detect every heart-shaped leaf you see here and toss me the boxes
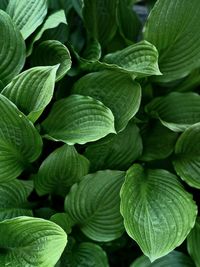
[187,217,200,267]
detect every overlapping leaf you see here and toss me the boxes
[187,217,200,267]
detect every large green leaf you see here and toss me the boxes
[173,123,200,189]
[42,94,116,145]
[31,40,72,81]
[0,95,42,183]
[103,41,161,77]
[2,65,58,123]
[34,144,89,196]
[0,216,67,267]
[145,92,200,132]
[72,70,141,131]
[65,170,125,241]
[6,0,48,39]
[0,180,32,221]
[120,164,197,261]
[187,217,200,267]
[85,122,143,171]
[0,10,25,86]
[131,251,194,267]
[82,0,118,46]
[144,0,200,82]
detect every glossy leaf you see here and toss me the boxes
[73,70,141,131]
[173,123,200,189]
[187,217,200,267]
[144,0,200,82]
[0,216,67,267]
[120,164,197,261]
[65,170,125,241]
[42,94,116,145]
[0,10,25,85]
[34,144,89,196]
[2,65,58,123]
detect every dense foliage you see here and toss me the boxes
[0,0,200,266]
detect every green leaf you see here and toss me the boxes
[65,170,125,241]
[82,0,118,46]
[31,40,72,81]
[72,0,83,17]
[85,122,143,171]
[72,70,141,131]
[27,10,67,56]
[103,40,161,77]
[42,94,116,145]
[173,123,200,189]
[140,121,178,161]
[187,217,200,267]
[6,0,48,39]
[0,0,9,10]
[120,164,197,262]
[0,180,32,221]
[0,10,25,86]
[131,251,194,267]
[0,95,42,183]
[34,144,89,196]
[50,213,73,234]
[145,92,200,132]
[0,216,67,267]
[143,0,200,82]
[2,65,58,123]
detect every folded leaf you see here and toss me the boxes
[6,0,48,39]
[0,10,25,85]
[145,92,200,132]
[65,170,125,241]
[144,0,200,82]
[2,65,58,123]
[173,123,200,189]
[73,70,141,131]
[34,144,89,196]
[0,216,67,267]
[120,164,197,261]
[42,94,116,145]
[187,217,200,267]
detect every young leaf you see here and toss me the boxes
[120,164,197,262]
[0,180,32,221]
[0,10,25,86]
[173,123,200,189]
[144,0,200,82]
[34,144,89,196]
[42,94,116,145]
[0,95,42,183]
[72,70,141,132]
[31,40,72,81]
[0,216,67,267]
[145,92,200,132]
[6,0,48,39]
[65,170,125,241]
[187,217,200,267]
[2,65,58,123]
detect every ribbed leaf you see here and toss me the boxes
[65,170,125,241]
[31,40,72,81]
[145,92,200,132]
[131,251,194,267]
[0,95,42,182]
[2,65,58,123]
[103,41,161,77]
[0,216,67,267]
[27,10,67,56]
[144,0,200,82]
[0,10,25,86]
[187,217,200,267]
[6,0,48,39]
[0,180,32,221]
[173,123,200,189]
[85,122,143,171]
[120,164,197,261]
[0,0,9,10]
[73,70,141,131]
[42,94,116,145]
[34,144,89,196]
[50,213,73,234]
